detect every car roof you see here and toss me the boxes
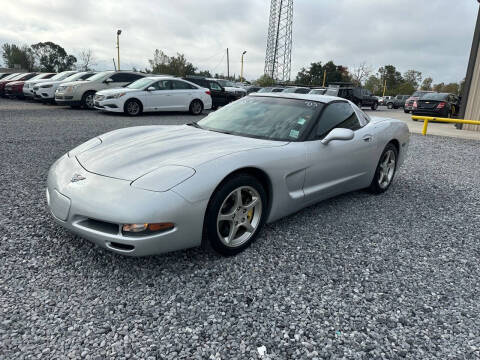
[252,92,343,103]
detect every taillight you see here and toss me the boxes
[437,102,446,109]
[205,90,211,95]
[413,101,417,108]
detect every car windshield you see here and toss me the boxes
[197,96,323,141]
[49,72,72,81]
[412,91,429,98]
[325,88,339,96]
[216,79,235,87]
[87,71,113,81]
[63,72,88,82]
[258,87,272,93]
[420,93,448,101]
[126,78,155,89]
[29,73,49,81]
[282,88,299,93]
[310,89,325,95]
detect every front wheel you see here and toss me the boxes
[204,174,267,256]
[124,99,142,116]
[368,143,398,194]
[189,99,203,115]
[81,91,96,109]
[371,102,378,110]
[387,103,393,109]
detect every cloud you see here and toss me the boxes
[0,0,477,83]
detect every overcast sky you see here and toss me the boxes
[1,0,478,83]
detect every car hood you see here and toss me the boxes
[61,80,90,87]
[6,81,24,86]
[76,125,287,181]
[96,88,138,96]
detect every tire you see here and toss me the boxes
[124,99,142,116]
[189,99,203,115]
[204,174,267,256]
[81,91,96,109]
[404,109,409,113]
[368,143,398,194]
[371,102,378,110]
[356,100,362,108]
[387,103,393,109]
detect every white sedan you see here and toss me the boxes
[94,76,212,116]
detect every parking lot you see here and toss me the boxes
[1,98,480,359]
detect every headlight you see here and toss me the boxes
[41,84,53,88]
[106,92,126,99]
[131,165,195,192]
[68,137,102,157]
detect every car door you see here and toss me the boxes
[169,80,195,110]
[143,80,172,111]
[209,81,227,106]
[303,101,377,204]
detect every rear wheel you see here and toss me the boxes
[81,91,96,109]
[371,101,378,110]
[404,109,409,113]
[204,174,267,256]
[387,103,393,109]
[189,99,203,115]
[368,143,398,194]
[124,99,142,116]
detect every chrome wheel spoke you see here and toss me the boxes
[226,224,239,244]
[243,196,259,210]
[218,213,234,222]
[243,221,255,233]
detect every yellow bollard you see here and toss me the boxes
[422,118,429,136]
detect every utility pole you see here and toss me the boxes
[116,29,122,71]
[382,79,387,97]
[322,70,326,87]
[226,48,230,79]
[240,51,247,82]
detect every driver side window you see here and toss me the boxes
[315,102,362,139]
[210,82,222,91]
[151,80,171,90]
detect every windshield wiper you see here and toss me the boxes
[186,122,203,129]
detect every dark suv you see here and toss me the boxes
[184,76,237,109]
[386,95,410,109]
[325,84,379,110]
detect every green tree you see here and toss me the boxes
[395,82,415,95]
[148,49,197,76]
[31,42,77,72]
[364,75,383,95]
[420,77,433,91]
[403,69,422,88]
[1,43,35,71]
[295,60,350,86]
[378,65,403,95]
[255,74,275,86]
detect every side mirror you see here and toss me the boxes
[321,128,354,145]
[104,78,113,83]
[146,86,155,91]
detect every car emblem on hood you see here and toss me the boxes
[71,174,86,183]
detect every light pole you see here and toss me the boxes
[240,51,247,82]
[116,29,122,71]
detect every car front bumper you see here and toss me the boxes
[46,154,206,256]
[34,86,56,100]
[94,97,123,112]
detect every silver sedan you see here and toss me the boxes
[46,93,409,256]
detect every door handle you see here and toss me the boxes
[362,135,373,142]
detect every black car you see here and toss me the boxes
[184,76,237,109]
[412,92,460,118]
[245,86,262,94]
[325,85,379,110]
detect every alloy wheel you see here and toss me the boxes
[127,101,140,115]
[191,101,202,114]
[85,94,94,109]
[378,149,396,189]
[216,186,262,248]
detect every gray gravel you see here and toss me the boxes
[1,98,479,359]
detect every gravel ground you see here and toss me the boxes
[1,99,479,359]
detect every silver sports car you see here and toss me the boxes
[47,93,409,256]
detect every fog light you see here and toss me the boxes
[122,223,174,235]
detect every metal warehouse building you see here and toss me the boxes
[461,6,480,131]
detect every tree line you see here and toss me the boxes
[257,61,464,96]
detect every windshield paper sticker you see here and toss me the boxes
[297,118,306,125]
[289,129,300,139]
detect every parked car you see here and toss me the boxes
[404,90,434,113]
[411,92,460,119]
[245,86,262,94]
[184,76,237,109]
[378,96,393,106]
[0,73,16,80]
[282,87,311,94]
[18,73,56,99]
[257,87,285,93]
[309,88,326,95]
[46,92,409,256]
[55,71,145,109]
[0,72,37,97]
[23,71,78,99]
[5,72,54,98]
[325,85,379,110]
[386,95,409,109]
[94,76,212,116]
[214,79,247,98]
[33,71,95,103]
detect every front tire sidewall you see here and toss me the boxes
[204,175,267,256]
[82,91,96,110]
[124,99,142,116]
[387,103,393,109]
[371,102,378,110]
[189,100,203,115]
[368,143,398,194]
